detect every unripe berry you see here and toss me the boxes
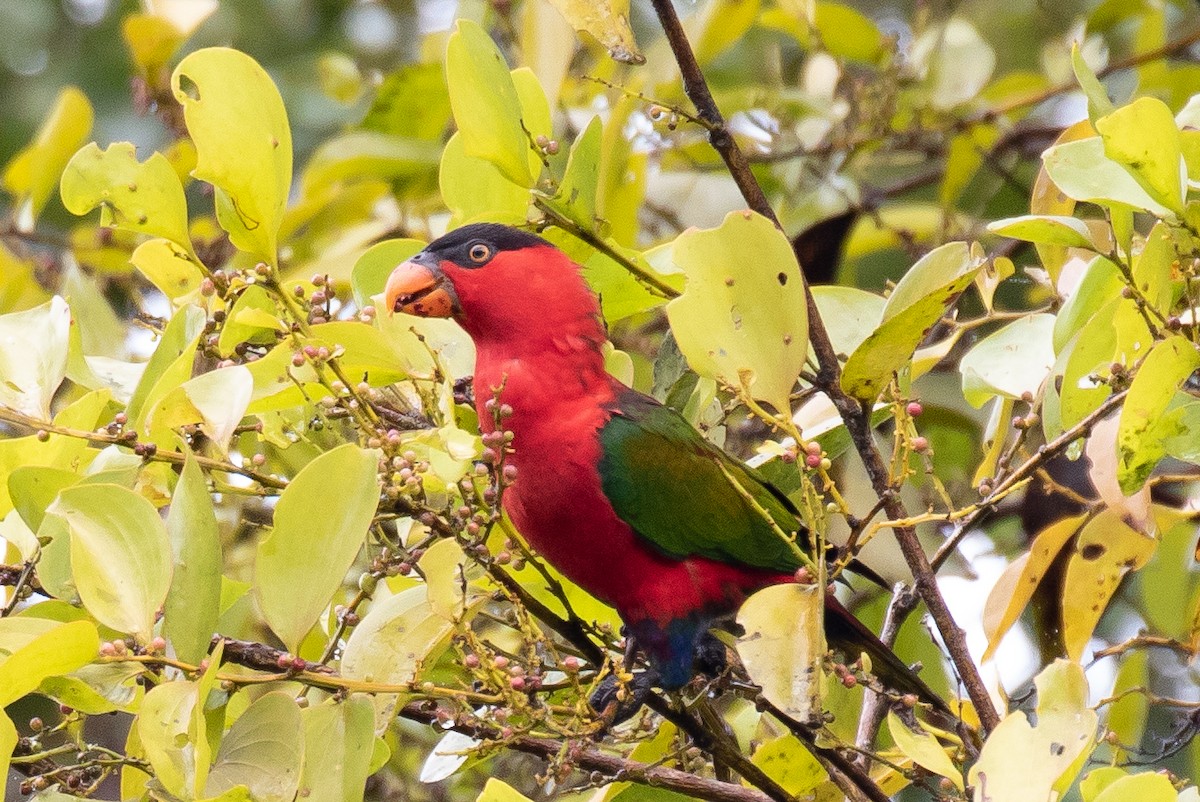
[906,401,923,417]
[911,436,929,453]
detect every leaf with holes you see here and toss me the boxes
[172,48,292,263]
[1062,509,1156,661]
[667,211,808,415]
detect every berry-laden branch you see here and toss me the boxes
[646,0,1001,734]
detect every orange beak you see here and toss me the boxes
[384,260,455,318]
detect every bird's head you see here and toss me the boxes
[384,223,603,347]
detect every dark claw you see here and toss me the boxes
[589,670,659,731]
[693,632,728,679]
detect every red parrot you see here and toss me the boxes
[385,223,947,712]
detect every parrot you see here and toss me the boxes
[384,222,949,714]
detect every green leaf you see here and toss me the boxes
[475,778,535,802]
[0,618,98,706]
[244,322,412,413]
[1092,772,1178,802]
[1,87,93,228]
[1117,335,1200,493]
[130,239,206,303]
[316,52,364,104]
[1053,256,1122,352]
[1081,768,1133,802]
[217,285,283,356]
[1096,97,1186,215]
[206,692,304,802]
[342,585,480,732]
[842,242,985,403]
[960,314,1056,407]
[154,365,254,452]
[419,538,483,621]
[1042,136,1174,217]
[445,20,534,187]
[1132,221,1177,316]
[126,304,206,431]
[255,444,381,651]
[1071,42,1114,122]
[736,583,825,724]
[0,713,15,790]
[887,711,963,791]
[351,238,426,308]
[667,211,809,415]
[60,142,198,260]
[439,133,529,227]
[298,696,375,802]
[968,660,1098,800]
[0,295,71,418]
[544,116,602,230]
[813,2,882,61]
[811,286,885,359]
[49,483,173,642]
[39,660,145,714]
[139,680,204,799]
[299,131,440,196]
[172,48,292,263]
[988,215,1097,249]
[164,455,222,664]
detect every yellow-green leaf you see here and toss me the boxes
[750,735,826,796]
[445,20,534,188]
[255,444,381,651]
[172,48,293,263]
[60,142,198,260]
[968,660,1098,801]
[667,211,809,415]
[1093,772,1178,802]
[1117,335,1200,493]
[439,132,530,227]
[842,242,985,404]
[0,619,98,706]
[50,484,172,642]
[1062,509,1156,661]
[476,778,535,802]
[887,710,963,791]
[164,455,222,664]
[154,365,254,452]
[736,583,825,723]
[988,215,1097,250]
[0,295,71,419]
[1096,97,1186,215]
[137,680,201,799]
[2,87,93,228]
[960,314,1056,408]
[982,514,1086,661]
[205,691,303,802]
[299,696,376,802]
[130,239,206,303]
[544,0,643,64]
[217,285,284,357]
[352,238,426,308]
[342,584,486,733]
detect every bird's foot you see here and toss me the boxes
[692,632,729,679]
[589,669,660,732]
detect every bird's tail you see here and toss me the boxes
[823,595,954,717]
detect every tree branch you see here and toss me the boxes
[400,702,775,802]
[647,0,1001,734]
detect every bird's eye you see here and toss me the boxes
[468,243,492,264]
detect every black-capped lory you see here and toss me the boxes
[384,223,949,714]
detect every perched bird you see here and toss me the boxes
[385,223,947,712]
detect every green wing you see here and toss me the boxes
[597,390,809,573]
